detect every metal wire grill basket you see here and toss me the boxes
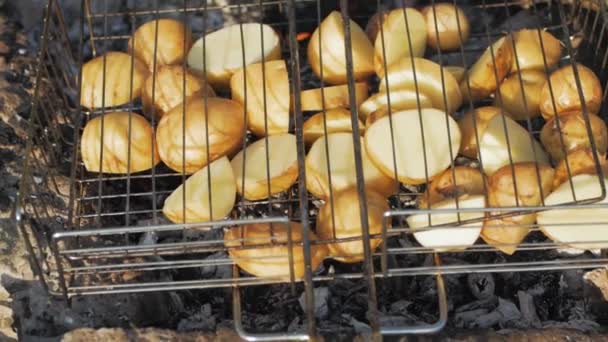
[16,0,608,339]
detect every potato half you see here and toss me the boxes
[359,89,433,122]
[316,187,388,263]
[494,70,546,121]
[539,64,602,119]
[538,174,608,250]
[379,58,462,115]
[364,11,387,42]
[142,65,215,119]
[510,29,562,73]
[225,222,328,279]
[478,113,549,175]
[231,133,298,200]
[445,66,466,83]
[540,112,608,162]
[458,106,501,159]
[300,83,368,112]
[163,156,236,223]
[553,148,608,189]
[188,23,281,89]
[303,108,364,145]
[308,11,375,85]
[81,112,160,174]
[421,3,470,51]
[365,108,461,184]
[80,52,148,109]
[231,60,290,136]
[407,195,485,251]
[306,132,397,199]
[129,19,193,71]
[156,97,245,174]
[481,162,554,254]
[373,8,427,77]
[418,166,485,209]
[460,36,514,101]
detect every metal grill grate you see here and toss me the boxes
[16,0,608,339]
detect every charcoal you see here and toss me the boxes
[388,300,411,315]
[496,298,524,329]
[467,273,496,300]
[343,314,371,335]
[517,290,542,329]
[455,296,498,314]
[454,308,492,329]
[176,303,216,332]
[299,286,329,320]
[199,252,232,279]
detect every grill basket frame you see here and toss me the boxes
[16,0,608,339]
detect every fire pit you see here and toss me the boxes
[12,0,608,340]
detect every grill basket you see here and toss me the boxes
[16,0,608,339]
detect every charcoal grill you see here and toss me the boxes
[15,0,608,340]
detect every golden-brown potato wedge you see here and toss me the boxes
[407,194,485,251]
[306,132,397,199]
[303,108,364,145]
[80,52,149,109]
[553,148,608,189]
[231,133,298,200]
[418,166,485,208]
[458,106,501,159]
[364,108,461,185]
[81,112,160,174]
[540,112,608,162]
[481,162,554,254]
[225,222,328,279]
[538,174,608,250]
[539,64,602,119]
[316,187,388,263]
[494,70,546,121]
[421,3,470,51]
[478,113,549,175]
[379,58,462,115]
[359,89,433,122]
[460,36,514,101]
[188,23,281,89]
[142,65,215,119]
[308,11,375,85]
[373,8,427,77]
[510,29,562,73]
[163,156,236,223]
[231,60,290,136]
[156,97,245,174]
[129,19,192,71]
[300,83,368,112]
